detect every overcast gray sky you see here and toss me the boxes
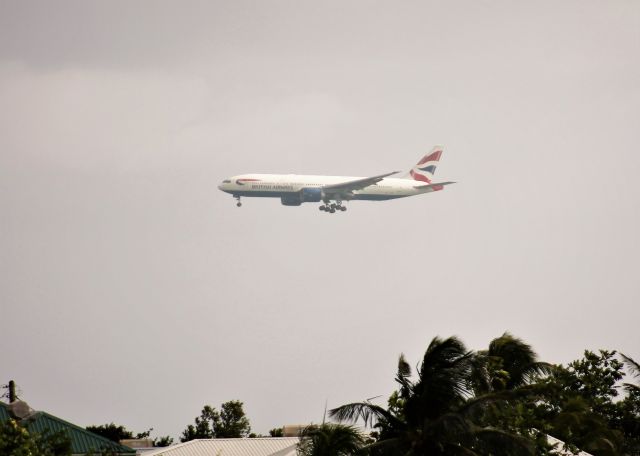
[2,0,639,440]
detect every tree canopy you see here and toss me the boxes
[331,336,536,455]
[297,423,367,456]
[8,334,638,455]
[86,423,139,442]
[330,334,640,456]
[85,422,173,448]
[180,400,251,442]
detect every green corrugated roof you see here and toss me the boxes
[1,402,135,455]
[0,402,10,421]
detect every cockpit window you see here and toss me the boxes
[222,180,231,183]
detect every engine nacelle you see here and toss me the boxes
[280,187,323,206]
[280,195,302,206]
[301,187,322,202]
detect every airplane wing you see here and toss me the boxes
[322,171,399,194]
[414,181,456,191]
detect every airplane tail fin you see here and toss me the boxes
[406,145,443,184]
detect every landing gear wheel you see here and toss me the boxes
[329,207,336,213]
[340,206,347,211]
[319,205,326,211]
[236,202,242,207]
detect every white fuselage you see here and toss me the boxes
[218,173,426,201]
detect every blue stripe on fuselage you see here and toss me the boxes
[226,190,291,198]
[351,194,405,201]
[223,190,405,201]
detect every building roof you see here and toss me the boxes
[142,438,300,456]
[0,402,10,421]
[0,401,135,455]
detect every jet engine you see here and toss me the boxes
[280,195,302,206]
[300,187,322,202]
[280,187,323,206]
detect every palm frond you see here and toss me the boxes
[421,336,469,374]
[455,386,538,418]
[329,403,403,429]
[298,423,367,456]
[418,336,476,400]
[621,353,640,379]
[397,354,412,378]
[623,383,640,394]
[520,361,555,385]
[396,353,413,396]
[488,332,547,389]
[467,352,491,394]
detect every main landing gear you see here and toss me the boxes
[319,202,347,213]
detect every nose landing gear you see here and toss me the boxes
[235,196,242,207]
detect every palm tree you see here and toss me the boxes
[620,353,640,393]
[483,332,553,391]
[330,336,535,456]
[297,423,367,456]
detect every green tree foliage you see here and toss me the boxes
[564,350,624,418]
[181,401,251,442]
[297,423,366,456]
[269,427,284,437]
[181,405,217,441]
[485,348,640,456]
[86,423,134,442]
[467,335,640,456]
[86,423,153,442]
[534,350,627,455]
[153,435,174,447]
[217,400,251,438]
[0,418,72,456]
[331,336,535,456]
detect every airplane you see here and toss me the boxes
[218,146,455,213]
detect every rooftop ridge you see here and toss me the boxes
[1,401,134,454]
